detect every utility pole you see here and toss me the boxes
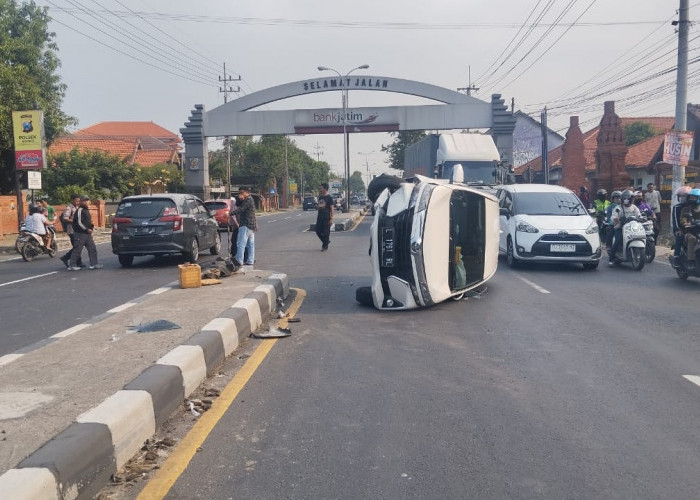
[219,63,240,198]
[312,142,324,162]
[541,107,549,184]
[457,66,479,96]
[672,0,690,215]
[283,139,290,209]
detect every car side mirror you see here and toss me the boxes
[499,207,510,218]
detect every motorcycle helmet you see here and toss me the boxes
[28,203,41,214]
[675,186,691,203]
[621,189,633,206]
[689,188,700,205]
[596,188,607,200]
[611,190,622,200]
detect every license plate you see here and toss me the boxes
[550,244,576,252]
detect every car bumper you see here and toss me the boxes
[111,233,188,255]
[513,232,601,262]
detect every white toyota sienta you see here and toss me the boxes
[496,184,601,269]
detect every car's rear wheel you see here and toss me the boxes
[506,237,519,268]
[582,261,599,270]
[210,236,221,255]
[118,255,134,267]
[355,286,374,307]
[184,238,199,263]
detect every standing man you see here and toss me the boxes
[315,182,334,251]
[644,182,662,234]
[578,186,591,209]
[230,187,257,266]
[59,194,83,268]
[68,195,102,271]
[38,196,56,224]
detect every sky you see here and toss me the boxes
[37,0,699,184]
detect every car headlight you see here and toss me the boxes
[515,221,539,233]
[585,220,598,234]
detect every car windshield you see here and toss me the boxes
[205,202,228,210]
[304,197,316,203]
[514,192,588,216]
[116,199,177,218]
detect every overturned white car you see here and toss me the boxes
[356,172,500,310]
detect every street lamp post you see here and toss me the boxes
[358,150,375,194]
[318,64,369,212]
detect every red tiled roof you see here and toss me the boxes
[49,134,138,158]
[76,121,179,141]
[626,134,666,167]
[134,149,181,167]
[515,116,674,175]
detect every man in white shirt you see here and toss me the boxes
[644,182,662,233]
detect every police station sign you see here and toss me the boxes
[663,130,694,166]
[12,110,46,170]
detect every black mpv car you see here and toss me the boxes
[111,194,220,267]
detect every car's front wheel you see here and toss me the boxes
[582,261,599,270]
[118,255,134,267]
[506,237,519,268]
[210,236,221,255]
[355,286,374,307]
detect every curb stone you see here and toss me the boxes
[0,273,290,500]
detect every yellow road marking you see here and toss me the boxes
[137,288,306,499]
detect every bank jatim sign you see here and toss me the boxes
[12,110,47,170]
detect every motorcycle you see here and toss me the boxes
[14,221,29,254]
[608,216,647,271]
[669,222,700,280]
[20,227,57,262]
[640,215,655,263]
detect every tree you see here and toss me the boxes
[624,121,657,147]
[349,170,365,195]
[0,0,75,193]
[380,130,426,171]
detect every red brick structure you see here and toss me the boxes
[593,101,629,194]
[559,116,587,192]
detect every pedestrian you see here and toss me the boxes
[227,196,240,256]
[230,187,256,266]
[644,182,662,233]
[68,195,102,271]
[59,194,84,268]
[38,196,56,225]
[315,182,334,251]
[578,186,591,209]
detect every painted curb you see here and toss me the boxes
[0,273,289,500]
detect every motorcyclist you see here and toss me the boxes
[672,186,692,263]
[633,191,655,218]
[609,189,642,265]
[680,188,700,269]
[592,189,609,215]
[605,190,621,252]
[23,203,52,248]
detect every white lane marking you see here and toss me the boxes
[148,287,171,295]
[267,219,279,223]
[0,271,58,288]
[283,216,292,220]
[516,275,551,294]
[683,375,700,387]
[52,323,89,339]
[0,354,23,367]
[107,302,136,313]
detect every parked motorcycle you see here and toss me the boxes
[20,227,57,262]
[608,216,646,270]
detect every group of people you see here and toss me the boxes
[672,186,700,269]
[22,194,102,270]
[590,187,659,266]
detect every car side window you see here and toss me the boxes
[195,200,210,217]
[502,193,514,214]
[186,199,200,215]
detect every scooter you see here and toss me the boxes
[20,227,57,262]
[608,216,647,271]
[14,221,29,254]
[640,215,655,263]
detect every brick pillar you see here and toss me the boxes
[560,116,587,192]
[594,101,629,194]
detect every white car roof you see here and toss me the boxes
[500,184,575,194]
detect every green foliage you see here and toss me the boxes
[624,121,658,147]
[381,131,426,171]
[349,170,365,194]
[0,0,76,193]
[133,163,184,194]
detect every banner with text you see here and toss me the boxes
[12,110,46,170]
[294,107,399,134]
[663,130,694,166]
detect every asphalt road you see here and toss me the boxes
[149,214,700,499]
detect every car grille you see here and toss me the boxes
[530,233,593,256]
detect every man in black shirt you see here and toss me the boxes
[231,187,257,266]
[316,183,334,251]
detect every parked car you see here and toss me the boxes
[111,193,220,267]
[356,173,500,310]
[205,199,234,229]
[496,184,601,269]
[302,196,318,211]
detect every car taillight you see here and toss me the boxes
[159,215,183,231]
[112,217,132,232]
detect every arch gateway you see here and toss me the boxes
[180,75,516,199]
